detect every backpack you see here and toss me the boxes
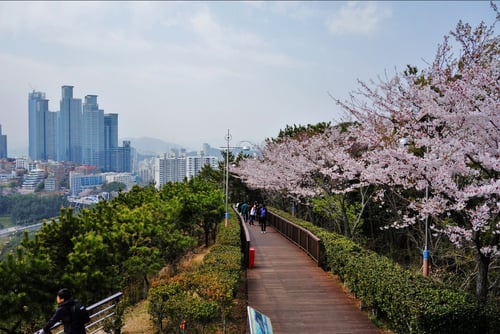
[260,207,267,217]
[71,300,90,324]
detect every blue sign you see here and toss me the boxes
[248,306,273,334]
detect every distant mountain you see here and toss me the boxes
[121,137,225,159]
[8,137,222,161]
[121,137,185,156]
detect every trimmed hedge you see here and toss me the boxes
[148,217,243,334]
[270,208,499,334]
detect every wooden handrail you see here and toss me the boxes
[268,211,321,265]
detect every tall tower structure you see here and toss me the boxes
[104,113,118,171]
[0,125,7,159]
[28,91,48,160]
[114,140,131,172]
[58,86,82,163]
[82,95,105,169]
[45,110,58,160]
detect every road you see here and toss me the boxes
[0,222,43,237]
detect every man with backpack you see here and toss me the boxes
[40,288,90,334]
[259,204,268,233]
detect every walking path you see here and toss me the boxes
[246,223,382,334]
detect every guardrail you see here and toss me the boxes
[235,206,252,268]
[268,211,321,265]
[48,292,123,334]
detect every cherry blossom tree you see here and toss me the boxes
[233,123,377,239]
[236,9,499,303]
[336,13,499,303]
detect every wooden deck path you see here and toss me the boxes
[246,223,382,334]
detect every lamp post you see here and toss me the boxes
[221,130,252,227]
[224,129,231,227]
[400,136,430,277]
[423,185,429,276]
[422,128,431,277]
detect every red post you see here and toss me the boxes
[249,247,255,268]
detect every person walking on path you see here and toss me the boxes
[40,288,87,334]
[259,204,268,233]
[240,201,249,222]
[249,203,257,225]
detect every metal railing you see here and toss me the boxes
[235,206,252,268]
[48,292,123,334]
[234,205,321,267]
[268,211,321,265]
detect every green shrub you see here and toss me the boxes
[269,207,500,334]
[148,214,243,333]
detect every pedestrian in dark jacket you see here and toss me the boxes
[41,288,87,334]
[259,204,268,233]
[240,201,249,222]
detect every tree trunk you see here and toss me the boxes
[340,196,351,238]
[143,274,150,299]
[204,224,210,247]
[475,248,490,305]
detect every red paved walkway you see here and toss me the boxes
[246,223,382,334]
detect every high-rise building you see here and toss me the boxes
[28,91,48,160]
[154,149,219,188]
[0,125,7,159]
[186,152,218,179]
[137,157,156,186]
[111,140,131,172]
[104,113,118,171]
[58,86,82,163]
[45,110,58,160]
[155,151,185,187]
[27,86,131,178]
[82,95,105,169]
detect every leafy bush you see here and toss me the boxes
[269,207,500,334]
[148,214,243,333]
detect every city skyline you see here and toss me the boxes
[0,1,496,156]
[25,84,219,157]
[28,85,132,172]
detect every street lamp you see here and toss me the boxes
[400,136,430,277]
[224,129,231,227]
[221,129,251,227]
[423,185,429,276]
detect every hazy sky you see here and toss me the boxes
[0,1,496,155]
